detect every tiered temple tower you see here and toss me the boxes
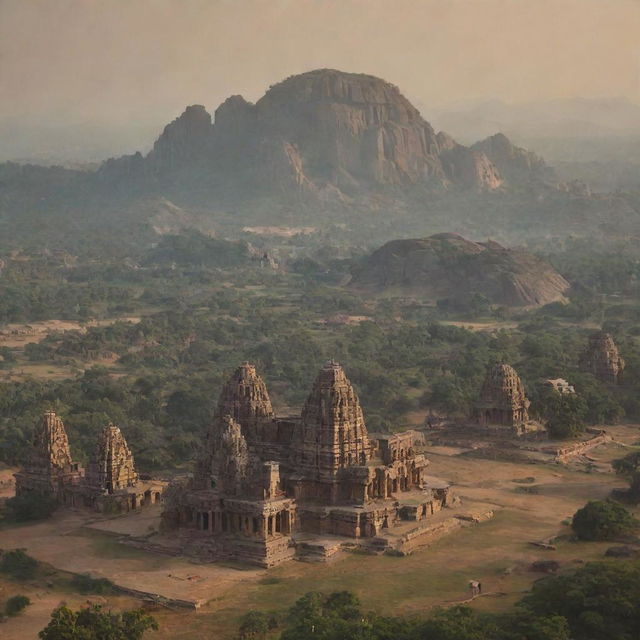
[14,411,83,500]
[290,360,372,501]
[474,363,530,429]
[580,331,625,384]
[84,424,139,494]
[216,362,275,444]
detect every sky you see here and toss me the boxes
[1,0,639,127]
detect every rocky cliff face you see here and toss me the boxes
[351,232,570,307]
[99,69,547,196]
[471,133,550,183]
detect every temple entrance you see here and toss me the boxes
[202,512,209,531]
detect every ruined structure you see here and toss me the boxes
[545,378,576,395]
[163,361,455,566]
[473,363,536,435]
[15,414,164,513]
[580,332,625,384]
[14,411,83,500]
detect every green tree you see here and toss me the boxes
[612,450,640,502]
[39,604,158,640]
[520,562,640,640]
[545,393,587,439]
[571,500,639,541]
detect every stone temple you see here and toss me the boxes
[580,331,625,384]
[15,412,164,512]
[14,411,83,501]
[473,363,540,436]
[161,361,456,567]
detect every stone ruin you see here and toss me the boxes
[580,331,625,384]
[473,363,541,436]
[14,410,83,501]
[15,412,164,513]
[162,361,455,567]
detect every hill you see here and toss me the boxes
[350,233,570,307]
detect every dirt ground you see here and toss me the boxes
[0,317,141,349]
[1,424,639,639]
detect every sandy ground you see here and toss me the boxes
[1,424,639,639]
[0,508,264,609]
[0,317,141,349]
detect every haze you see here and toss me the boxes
[1,0,639,161]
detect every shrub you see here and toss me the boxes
[71,572,114,594]
[0,549,38,580]
[4,492,57,522]
[571,500,639,541]
[5,594,30,616]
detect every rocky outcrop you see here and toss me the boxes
[291,360,372,477]
[84,424,138,493]
[580,332,625,384]
[471,133,549,183]
[98,69,547,196]
[351,233,570,307]
[474,363,530,427]
[147,105,213,174]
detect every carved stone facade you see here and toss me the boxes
[473,363,533,433]
[580,332,625,384]
[15,413,164,513]
[162,361,454,567]
[14,411,83,500]
[85,424,139,493]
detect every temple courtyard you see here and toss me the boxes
[1,423,639,639]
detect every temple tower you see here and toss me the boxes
[216,363,275,443]
[474,363,530,427]
[291,361,372,485]
[212,415,251,496]
[85,424,138,494]
[15,411,82,499]
[580,332,625,384]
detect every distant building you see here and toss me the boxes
[545,378,575,395]
[472,363,542,436]
[580,332,625,384]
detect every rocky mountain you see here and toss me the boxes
[350,233,570,307]
[99,69,550,196]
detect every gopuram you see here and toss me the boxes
[161,361,456,567]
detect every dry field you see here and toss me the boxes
[1,425,639,639]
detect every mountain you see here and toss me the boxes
[9,69,631,255]
[99,69,549,196]
[350,233,570,307]
[430,97,640,146]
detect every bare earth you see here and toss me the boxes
[1,424,639,639]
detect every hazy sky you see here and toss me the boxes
[1,0,640,126]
